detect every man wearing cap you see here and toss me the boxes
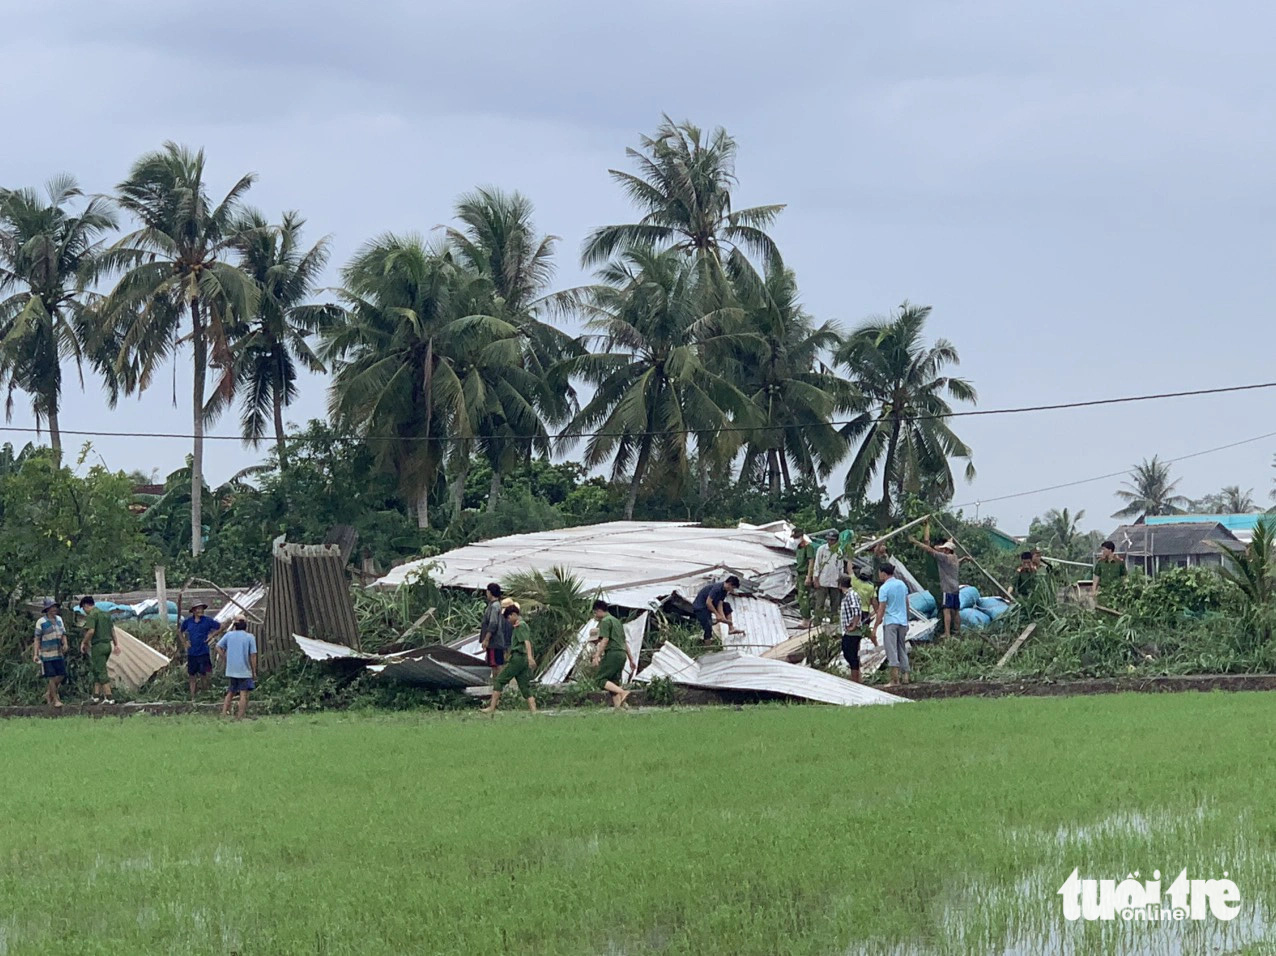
[810,531,842,625]
[179,602,225,703]
[912,534,969,639]
[79,597,120,705]
[33,600,68,709]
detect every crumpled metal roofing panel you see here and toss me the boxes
[636,644,909,707]
[107,626,171,691]
[374,521,795,595]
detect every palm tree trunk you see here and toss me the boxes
[46,398,61,459]
[416,483,430,529]
[880,417,902,523]
[779,452,793,493]
[273,388,287,469]
[767,448,781,497]
[190,298,206,557]
[451,454,470,517]
[626,437,653,521]
[487,467,502,510]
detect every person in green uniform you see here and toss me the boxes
[78,596,120,705]
[791,530,818,628]
[1092,540,1127,601]
[589,599,636,709]
[1011,552,1037,599]
[481,605,537,714]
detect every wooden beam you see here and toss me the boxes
[398,607,437,642]
[996,623,1036,668]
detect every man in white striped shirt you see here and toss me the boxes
[838,575,876,683]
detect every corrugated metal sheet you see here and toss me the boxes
[214,585,268,625]
[107,627,171,691]
[373,521,795,600]
[262,543,359,673]
[540,613,649,686]
[706,596,791,655]
[294,634,489,688]
[636,644,908,706]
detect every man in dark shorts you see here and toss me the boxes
[33,599,68,709]
[179,602,224,702]
[216,618,258,720]
[589,599,636,709]
[481,605,537,714]
[79,596,120,705]
[691,576,741,645]
[838,574,875,683]
[479,582,507,679]
[912,535,968,639]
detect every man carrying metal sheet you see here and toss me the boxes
[691,576,742,645]
[79,596,121,705]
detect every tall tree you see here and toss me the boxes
[1112,456,1190,518]
[835,303,976,520]
[232,210,334,467]
[445,188,578,506]
[562,247,755,520]
[323,236,520,528]
[1027,507,1095,560]
[1194,485,1256,514]
[582,117,784,286]
[727,258,849,495]
[100,143,259,556]
[0,176,116,454]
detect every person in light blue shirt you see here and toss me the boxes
[215,619,258,720]
[874,563,911,686]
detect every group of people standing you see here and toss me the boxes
[477,583,637,715]
[30,597,258,718]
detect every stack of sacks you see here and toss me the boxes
[956,585,991,628]
[908,591,938,619]
[976,596,1011,621]
[958,585,980,609]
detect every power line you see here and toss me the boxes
[1,380,1272,445]
[951,429,1276,510]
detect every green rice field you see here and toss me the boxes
[1,694,1274,955]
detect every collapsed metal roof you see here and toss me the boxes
[374,521,797,607]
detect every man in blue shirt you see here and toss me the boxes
[873,562,911,686]
[215,618,258,720]
[179,602,225,703]
[691,576,742,645]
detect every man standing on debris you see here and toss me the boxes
[838,574,875,683]
[590,600,635,709]
[1012,552,1038,599]
[692,576,742,645]
[215,617,257,719]
[79,597,120,705]
[1092,540,1127,601]
[33,600,68,709]
[791,530,818,628]
[482,604,537,714]
[874,563,911,686]
[910,535,967,639]
[811,531,842,625]
[479,582,507,680]
[179,602,225,703]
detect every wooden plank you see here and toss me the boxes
[996,623,1037,668]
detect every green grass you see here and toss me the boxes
[2,695,1275,955]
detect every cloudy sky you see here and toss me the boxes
[4,0,1274,533]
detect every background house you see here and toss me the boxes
[1141,512,1275,545]
[1107,521,1243,576]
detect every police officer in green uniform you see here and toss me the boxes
[792,530,818,627]
[590,599,636,710]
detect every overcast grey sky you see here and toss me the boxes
[4,0,1274,534]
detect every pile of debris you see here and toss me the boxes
[369,519,947,706]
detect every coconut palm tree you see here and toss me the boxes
[727,257,849,495]
[582,117,784,286]
[445,188,579,506]
[1112,456,1190,518]
[98,143,260,556]
[323,235,521,528]
[1027,507,1091,559]
[835,302,976,519]
[0,176,116,454]
[562,247,756,520]
[232,210,335,467]
[1195,485,1256,514]
[1217,519,1276,644]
